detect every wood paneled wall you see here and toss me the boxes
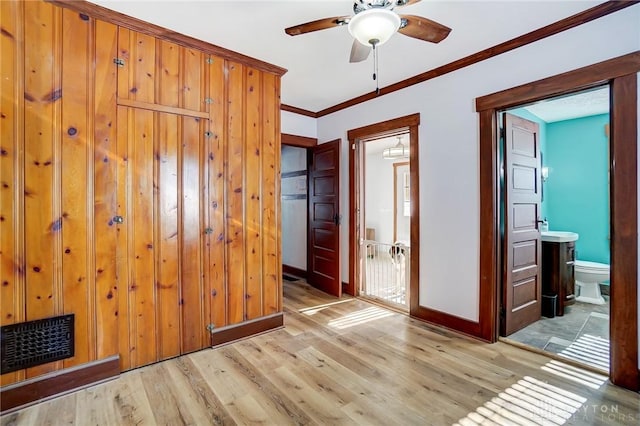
[1,0,282,386]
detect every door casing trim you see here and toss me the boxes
[347,114,419,300]
[476,51,639,390]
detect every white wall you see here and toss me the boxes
[315,9,640,322]
[281,110,317,138]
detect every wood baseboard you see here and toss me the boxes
[411,305,486,342]
[283,264,307,280]
[0,355,120,414]
[210,313,284,347]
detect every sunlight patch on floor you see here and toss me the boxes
[540,359,608,390]
[454,376,588,426]
[298,299,356,316]
[555,334,610,372]
[327,306,394,329]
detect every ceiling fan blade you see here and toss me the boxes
[349,40,371,63]
[398,14,451,43]
[395,0,422,7]
[285,16,350,36]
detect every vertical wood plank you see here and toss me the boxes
[85,11,98,368]
[131,32,156,104]
[0,0,25,386]
[23,0,61,378]
[274,76,283,312]
[130,108,157,367]
[116,27,130,101]
[61,8,91,368]
[181,47,204,112]
[261,72,280,315]
[206,57,227,330]
[117,28,155,104]
[201,57,212,346]
[244,68,263,320]
[226,62,246,324]
[115,105,131,371]
[156,112,181,360]
[93,19,119,360]
[181,115,204,352]
[157,40,180,108]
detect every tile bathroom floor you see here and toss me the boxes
[506,297,610,372]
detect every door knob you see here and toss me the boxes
[113,215,124,224]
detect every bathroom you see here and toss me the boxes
[503,87,611,372]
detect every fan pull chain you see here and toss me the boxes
[372,42,380,95]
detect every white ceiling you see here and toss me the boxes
[523,87,610,123]
[90,0,606,112]
[365,133,409,155]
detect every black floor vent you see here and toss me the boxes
[1,314,74,374]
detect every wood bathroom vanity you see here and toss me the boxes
[541,240,576,316]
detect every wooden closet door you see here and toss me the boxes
[114,28,209,369]
[116,106,206,370]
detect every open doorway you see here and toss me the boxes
[347,113,420,314]
[498,87,611,372]
[359,134,411,310]
[476,53,638,390]
[281,144,309,281]
[280,134,342,298]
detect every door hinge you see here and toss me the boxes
[352,143,356,150]
[499,128,505,139]
[206,57,214,64]
[500,306,506,318]
[206,323,215,333]
[113,58,125,67]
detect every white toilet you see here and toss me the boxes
[574,260,609,304]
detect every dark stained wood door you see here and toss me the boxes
[501,113,542,336]
[308,140,341,297]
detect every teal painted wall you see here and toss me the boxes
[545,114,610,264]
[503,109,610,265]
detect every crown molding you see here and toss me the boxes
[282,1,638,118]
[280,104,318,118]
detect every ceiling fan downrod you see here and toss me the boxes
[371,39,380,95]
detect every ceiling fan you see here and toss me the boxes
[284,0,451,63]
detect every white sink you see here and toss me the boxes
[541,231,579,243]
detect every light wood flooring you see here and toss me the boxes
[2,279,638,425]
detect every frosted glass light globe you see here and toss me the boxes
[348,8,401,47]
